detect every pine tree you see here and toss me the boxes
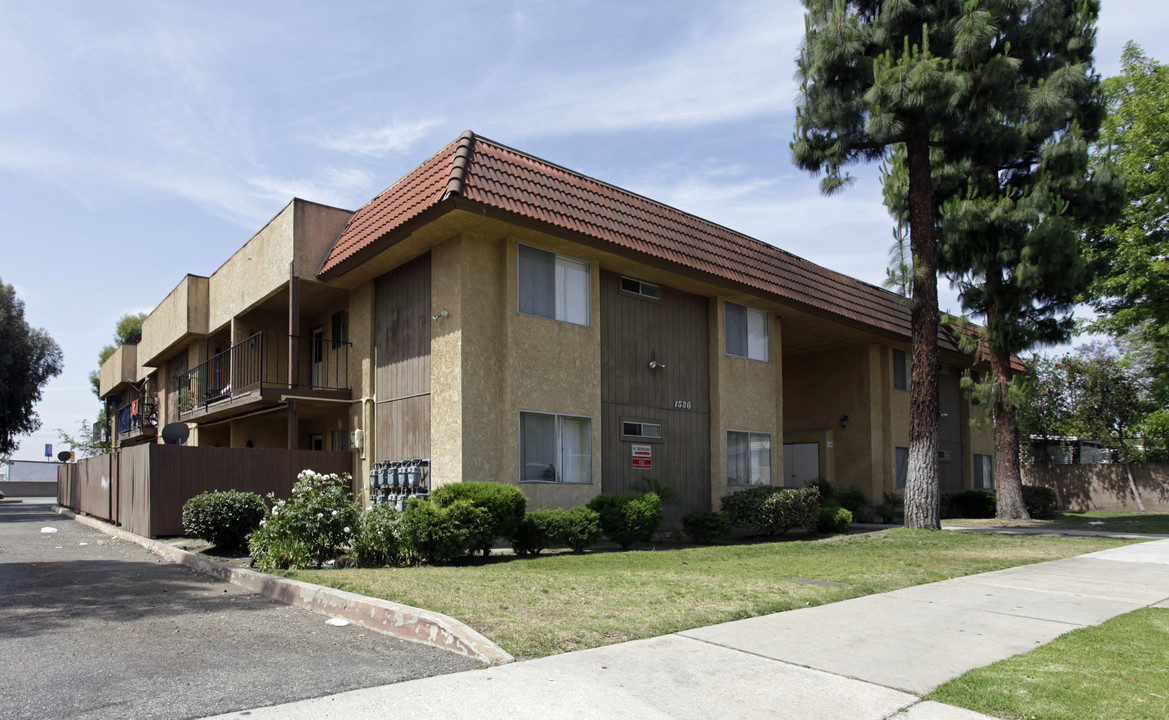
[793,1,1025,529]
[882,0,1119,518]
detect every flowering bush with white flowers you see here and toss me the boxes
[249,470,360,570]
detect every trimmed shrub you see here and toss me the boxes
[249,470,360,571]
[806,477,835,505]
[350,505,409,567]
[1022,485,1059,519]
[759,487,821,535]
[817,505,853,534]
[562,507,602,553]
[510,509,565,556]
[182,489,267,552]
[836,486,868,514]
[401,498,490,563]
[509,507,603,555]
[874,492,903,524]
[586,492,663,549]
[430,481,527,555]
[720,486,821,535]
[681,510,733,544]
[947,490,997,519]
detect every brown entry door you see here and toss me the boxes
[600,272,710,528]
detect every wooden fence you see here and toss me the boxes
[1023,463,1169,512]
[58,445,353,538]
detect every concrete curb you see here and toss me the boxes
[53,506,514,667]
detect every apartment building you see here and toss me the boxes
[99,130,995,523]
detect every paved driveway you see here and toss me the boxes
[0,500,477,720]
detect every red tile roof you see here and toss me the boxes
[319,130,956,349]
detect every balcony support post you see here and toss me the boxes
[287,398,298,450]
[288,263,299,388]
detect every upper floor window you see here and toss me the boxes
[518,245,590,326]
[893,349,910,391]
[622,421,662,439]
[725,301,768,361]
[620,276,660,300]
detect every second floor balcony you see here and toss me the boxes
[116,396,158,439]
[177,332,351,421]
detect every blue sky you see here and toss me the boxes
[4,1,1167,461]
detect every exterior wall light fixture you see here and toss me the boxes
[840,414,849,429]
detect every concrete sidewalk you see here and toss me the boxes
[203,538,1169,720]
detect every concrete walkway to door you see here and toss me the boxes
[204,537,1169,720]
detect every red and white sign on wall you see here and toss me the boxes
[631,443,652,470]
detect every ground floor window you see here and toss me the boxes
[520,412,592,483]
[728,431,770,486]
[895,446,909,489]
[973,453,993,489]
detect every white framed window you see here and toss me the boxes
[622,421,662,439]
[728,430,771,486]
[895,446,909,489]
[620,276,660,300]
[520,412,592,483]
[973,453,993,489]
[518,245,590,326]
[893,349,910,391]
[725,302,768,361]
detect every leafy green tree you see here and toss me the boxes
[792,0,1098,527]
[1083,43,1169,404]
[882,0,1114,518]
[0,279,64,456]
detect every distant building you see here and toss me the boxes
[1030,436,1113,465]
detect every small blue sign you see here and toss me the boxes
[44,443,52,458]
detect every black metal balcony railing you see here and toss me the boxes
[117,397,158,436]
[177,332,350,415]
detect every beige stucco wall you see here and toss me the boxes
[208,204,296,331]
[709,298,784,508]
[139,275,209,367]
[783,344,877,494]
[98,344,138,397]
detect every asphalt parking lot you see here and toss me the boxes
[0,499,477,720]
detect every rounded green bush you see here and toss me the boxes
[720,486,821,535]
[817,505,853,534]
[430,481,527,555]
[586,492,662,549]
[401,498,490,563]
[562,506,602,553]
[682,510,733,543]
[1022,485,1059,519]
[182,489,267,552]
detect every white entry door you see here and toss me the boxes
[782,442,819,488]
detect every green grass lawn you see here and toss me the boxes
[929,608,1169,720]
[944,510,1169,535]
[288,529,1136,659]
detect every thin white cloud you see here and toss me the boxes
[482,2,802,135]
[245,166,376,211]
[318,118,444,157]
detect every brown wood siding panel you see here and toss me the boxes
[601,402,711,527]
[600,271,711,526]
[374,253,432,400]
[374,396,431,462]
[600,272,709,411]
[374,253,432,463]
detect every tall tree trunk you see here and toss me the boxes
[990,346,1029,519]
[903,136,941,530]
